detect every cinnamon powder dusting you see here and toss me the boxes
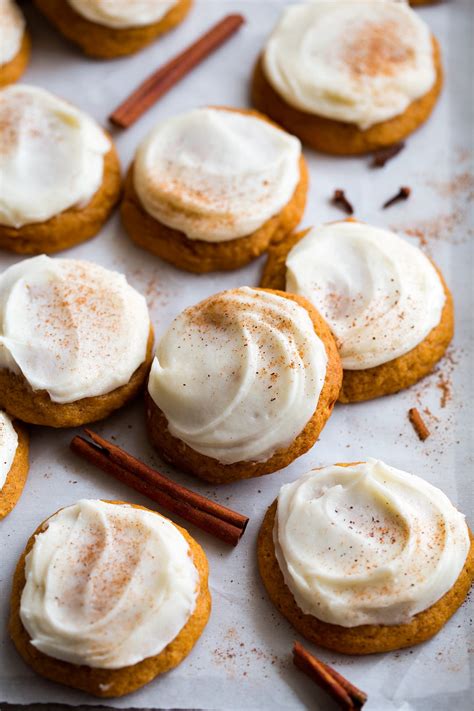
[212,627,282,680]
[437,373,451,409]
[0,90,75,156]
[393,165,474,248]
[56,511,150,638]
[25,261,126,375]
[145,153,277,237]
[341,20,412,78]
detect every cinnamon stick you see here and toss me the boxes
[110,14,245,128]
[70,429,248,546]
[408,407,430,441]
[293,642,367,710]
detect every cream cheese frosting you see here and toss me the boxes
[0,410,18,491]
[133,107,302,242]
[148,287,327,464]
[262,0,436,130]
[0,85,111,228]
[0,255,150,403]
[0,0,25,65]
[68,0,179,29]
[20,500,199,669]
[274,459,471,627]
[285,221,446,370]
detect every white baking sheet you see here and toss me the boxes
[0,1,473,709]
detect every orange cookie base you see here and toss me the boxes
[34,0,193,59]
[9,501,211,697]
[251,36,443,155]
[258,499,474,655]
[0,328,154,428]
[260,228,454,402]
[0,422,29,520]
[146,289,342,483]
[0,143,121,255]
[0,31,31,87]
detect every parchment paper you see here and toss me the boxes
[0,1,473,709]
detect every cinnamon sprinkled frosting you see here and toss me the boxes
[0,0,25,66]
[0,85,110,228]
[274,460,470,627]
[285,221,445,370]
[133,107,301,242]
[20,500,199,669]
[0,410,17,491]
[148,287,327,464]
[262,0,436,130]
[0,255,150,403]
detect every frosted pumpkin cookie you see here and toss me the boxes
[0,255,153,427]
[0,0,30,87]
[34,0,193,59]
[258,459,474,655]
[146,287,342,483]
[121,107,308,273]
[10,499,211,697]
[251,0,443,155]
[0,410,29,519]
[0,85,121,254]
[261,220,453,402]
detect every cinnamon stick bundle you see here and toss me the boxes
[70,429,248,546]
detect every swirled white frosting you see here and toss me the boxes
[20,500,199,669]
[0,255,150,403]
[0,85,111,228]
[0,410,18,491]
[285,221,446,370]
[148,287,327,464]
[262,0,436,129]
[133,107,302,242]
[0,0,25,65]
[68,0,179,28]
[274,459,470,627]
